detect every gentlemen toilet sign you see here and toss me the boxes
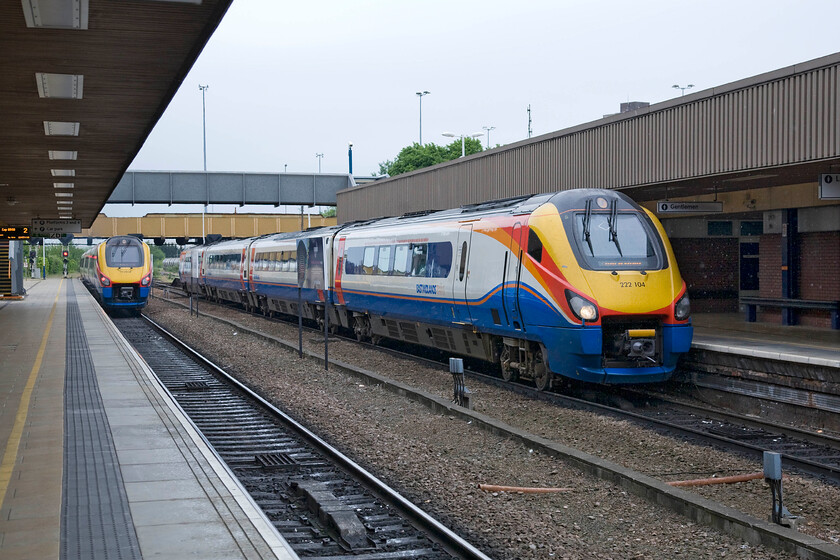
[819,174,840,199]
[656,201,723,214]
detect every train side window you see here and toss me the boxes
[393,244,410,276]
[458,241,468,281]
[427,242,452,278]
[362,246,377,275]
[344,246,363,274]
[375,245,392,275]
[527,229,543,263]
[410,244,428,277]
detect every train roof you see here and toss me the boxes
[178,190,641,251]
[337,192,557,232]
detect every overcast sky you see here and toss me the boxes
[116,0,840,215]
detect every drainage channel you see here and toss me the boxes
[114,316,489,560]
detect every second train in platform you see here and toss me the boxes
[80,235,153,313]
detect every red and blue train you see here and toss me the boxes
[180,189,693,387]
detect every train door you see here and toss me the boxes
[503,222,523,330]
[196,249,205,292]
[239,247,248,288]
[452,224,473,323]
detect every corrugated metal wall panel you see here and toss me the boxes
[338,56,840,222]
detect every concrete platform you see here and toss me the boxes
[0,277,298,560]
[679,313,840,431]
[692,313,840,369]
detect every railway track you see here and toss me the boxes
[151,290,840,486]
[114,315,491,560]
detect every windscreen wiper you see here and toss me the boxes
[607,199,623,256]
[582,199,594,256]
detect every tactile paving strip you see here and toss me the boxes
[61,283,142,560]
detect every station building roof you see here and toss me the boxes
[336,52,840,223]
[0,0,233,229]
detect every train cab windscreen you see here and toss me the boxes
[571,212,665,271]
[105,237,145,268]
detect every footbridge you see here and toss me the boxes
[107,171,355,206]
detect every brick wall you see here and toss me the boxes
[799,231,840,328]
[671,238,739,313]
[759,232,839,328]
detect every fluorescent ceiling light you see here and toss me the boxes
[36,73,84,99]
[22,0,89,29]
[49,150,77,160]
[55,192,73,197]
[57,201,73,206]
[58,214,72,218]
[54,183,74,189]
[51,169,75,177]
[44,121,79,136]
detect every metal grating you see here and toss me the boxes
[254,452,298,469]
[182,381,210,390]
[61,282,142,560]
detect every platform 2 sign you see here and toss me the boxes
[656,201,723,214]
[31,219,81,235]
[0,226,31,240]
[819,174,840,200]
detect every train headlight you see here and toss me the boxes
[566,290,598,322]
[674,293,691,321]
[99,274,111,287]
[141,273,152,287]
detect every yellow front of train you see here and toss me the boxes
[522,189,693,384]
[93,236,153,311]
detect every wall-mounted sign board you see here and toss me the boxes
[656,201,723,214]
[819,174,840,200]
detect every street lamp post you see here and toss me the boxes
[347,142,353,174]
[442,131,484,157]
[416,91,429,145]
[482,125,495,149]
[672,83,694,96]
[315,153,324,173]
[199,84,209,241]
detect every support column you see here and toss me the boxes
[780,209,798,325]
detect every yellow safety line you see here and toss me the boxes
[0,278,63,509]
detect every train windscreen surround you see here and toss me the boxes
[570,212,664,271]
[104,237,144,268]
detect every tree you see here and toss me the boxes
[158,243,181,258]
[378,139,483,177]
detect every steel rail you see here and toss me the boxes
[140,314,493,560]
[153,293,840,485]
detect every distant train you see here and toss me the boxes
[80,235,152,313]
[180,190,693,387]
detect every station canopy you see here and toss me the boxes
[0,0,233,230]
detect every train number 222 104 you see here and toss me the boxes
[620,281,646,288]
